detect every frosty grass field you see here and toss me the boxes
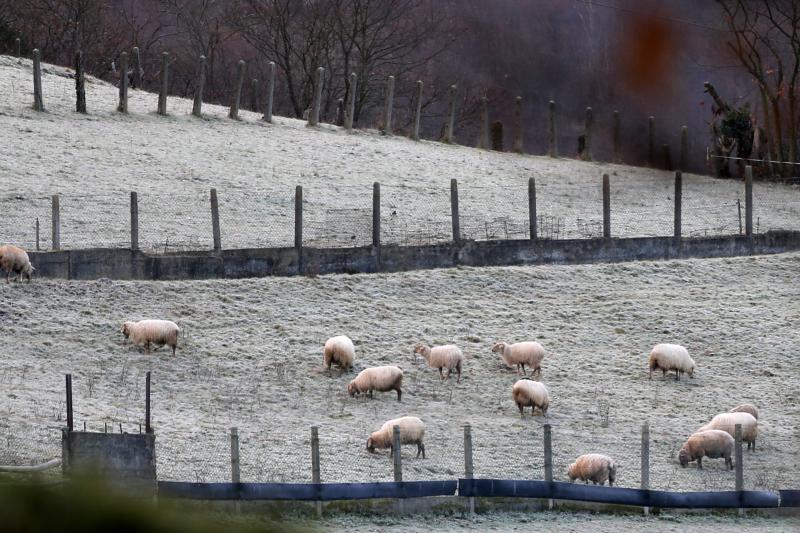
[0,56,798,530]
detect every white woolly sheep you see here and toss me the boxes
[121,319,180,356]
[347,366,403,401]
[366,416,425,458]
[729,403,759,420]
[511,378,550,417]
[0,245,35,283]
[648,343,695,380]
[567,454,617,486]
[414,344,464,383]
[699,412,758,450]
[678,430,734,470]
[323,335,355,374]
[492,341,545,376]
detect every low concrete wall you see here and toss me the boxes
[28,231,800,281]
[62,430,156,482]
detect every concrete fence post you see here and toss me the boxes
[477,96,489,149]
[36,218,40,251]
[444,84,457,144]
[229,60,246,120]
[411,80,423,141]
[192,55,206,117]
[463,424,475,516]
[745,165,753,237]
[641,422,650,516]
[230,427,241,483]
[602,174,611,238]
[372,182,381,248]
[544,424,553,510]
[450,179,460,242]
[309,67,324,127]
[249,78,259,112]
[344,72,357,130]
[130,192,139,251]
[132,46,142,89]
[157,52,169,116]
[513,96,524,153]
[735,423,743,515]
[32,49,44,112]
[51,195,60,251]
[612,110,621,163]
[528,177,537,240]
[295,185,303,273]
[74,50,86,113]
[547,100,557,157]
[311,426,321,516]
[663,144,672,171]
[581,106,593,161]
[680,126,688,171]
[264,62,275,123]
[674,172,682,241]
[647,116,655,167]
[382,75,395,135]
[117,52,129,113]
[210,188,221,252]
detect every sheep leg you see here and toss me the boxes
[171,343,176,356]
[144,341,151,355]
[520,363,526,376]
[438,368,445,380]
[697,457,703,469]
[675,369,680,381]
[368,390,373,399]
[418,442,425,459]
[456,362,461,383]
[517,402,524,417]
[395,387,402,402]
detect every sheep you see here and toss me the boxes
[492,341,545,376]
[323,335,355,374]
[511,378,550,417]
[414,344,464,383]
[347,366,403,401]
[648,343,695,380]
[567,454,617,486]
[0,245,35,283]
[729,403,759,420]
[698,412,758,450]
[121,319,180,356]
[366,416,425,458]
[678,430,734,470]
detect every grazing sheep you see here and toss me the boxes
[678,430,734,470]
[414,344,464,383]
[492,341,545,376]
[121,319,180,356]
[0,245,35,283]
[347,366,403,401]
[648,343,695,380]
[366,416,425,458]
[511,379,550,417]
[699,412,758,450]
[567,454,617,486]
[323,335,355,373]
[729,403,759,420]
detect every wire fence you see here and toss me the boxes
[3,178,800,253]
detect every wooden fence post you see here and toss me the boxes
[381,75,394,135]
[192,55,206,117]
[117,52,128,113]
[295,185,303,274]
[130,191,139,251]
[65,374,73,432]
[450,179,460,242]
[513,96,523,153]
[581,106,593,161]
[477,96,489,149]
[249,78,259,112]
[344,72,357,130]
[210,188,221,252]
[745,165,753,237]
[641,422,650,516]
[680,126,688,171]
[263,61,275,123]
[157,52,169,116]
[311,426,322,517]
[463,424,475,516]
[529,177,537,240]
[547,100,557,157]
[663,144,672,171]
[35,218,40,251]
[15,37,21,61]
[32,49,44,112]
[544,424,553,510]
[51,195,60,251]
[648,116,655,167]
[372,182,381,248]
[612,110,621,163]
[145,371,151,433]
[132,46,142,89]
[309,67,324,126]
[444,84,457,144]
[74,50,86,113]
[392,425,404,514]
[602,174,611,238]
[411,80,423,141]
[229,60,245,120]
[674,171,682,242]
[735,423,743,516]
[231,427,241,513]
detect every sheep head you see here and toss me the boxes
[366,437,376,453]
[687,365,695,378]
[347,381,358,397]
[121,322,133,340]
[678,447,690,467]
[413,344,430,361]
[491,342,507,354]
